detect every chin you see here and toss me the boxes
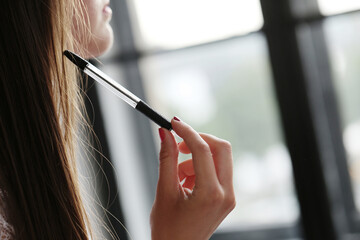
[84,26,114,58]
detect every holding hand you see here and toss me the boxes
[150,117,236,240]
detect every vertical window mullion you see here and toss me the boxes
[260,0,337,239]
[296,20,357,235]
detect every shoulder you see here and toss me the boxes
[0,189,14,240]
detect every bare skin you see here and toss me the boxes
[74,0,114,58]
[151,118,236,240]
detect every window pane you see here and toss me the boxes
[139,34,299,229]
[318,0,360,16]
[324,13,360,211]
[129,0,263,50]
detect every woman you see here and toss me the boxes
[0,0,235,239]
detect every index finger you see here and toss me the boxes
[171,118,219,187]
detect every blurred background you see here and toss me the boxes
[79,0,360,239]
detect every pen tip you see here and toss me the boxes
[63,50,89,70]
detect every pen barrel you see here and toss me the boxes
[135,100,172,130]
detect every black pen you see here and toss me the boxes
[64,50,172,130]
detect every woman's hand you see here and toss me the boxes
[150,117,236,240]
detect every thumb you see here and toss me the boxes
[157,128,179,196]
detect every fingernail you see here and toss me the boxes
[158,128,165,142]
[173,116,181,122]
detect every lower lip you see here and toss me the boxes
[103,6,112,18]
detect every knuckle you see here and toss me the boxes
[224,194,236,211]
[196,142,211,153]
[219,140,232,153]
[159,145,178,160]
[181,127,194,139]
[159,148,171,160]
[203,186,224,205]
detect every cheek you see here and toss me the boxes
[87,13,114,56]
[74,0,114,57]
[83,0,100,32]
[88,24,114,56]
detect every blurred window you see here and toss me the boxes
[130,0,263,50]
[318,0,360,15]
[93,0,360,239]
[140,34,299,229]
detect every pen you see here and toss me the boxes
[64,50,172,130]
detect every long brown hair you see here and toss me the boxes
[0,0,93,239]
